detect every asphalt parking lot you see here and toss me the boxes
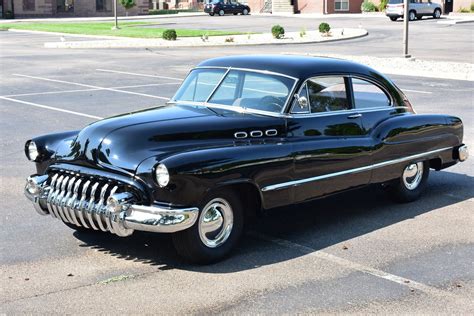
[1,17,473,313]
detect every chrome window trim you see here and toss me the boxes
[261,146,452,192]
[288,106,409,119]
[174,101,289,118]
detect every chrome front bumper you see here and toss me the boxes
[24,174,199,237]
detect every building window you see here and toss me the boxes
[96,0,112,11]
[335,0,349,11]
[57,0,74,12]
[23,0,35,11]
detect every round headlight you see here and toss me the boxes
[27,141,39,161]
[155,163,170,188]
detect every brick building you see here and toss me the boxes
[246,0,473,14]
[1,0,149,17]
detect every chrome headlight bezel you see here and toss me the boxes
[155,163,170,188]
[26,141,39,161]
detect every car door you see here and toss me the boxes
[287,75,372,203]
[349,76,411,183]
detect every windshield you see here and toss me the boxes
[171,68,296,113]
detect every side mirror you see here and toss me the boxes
[297,95,308,109]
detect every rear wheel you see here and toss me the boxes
[409,10,416,21]
[433,8,441,19]
[387,161,430,203]
[390,17,398,21]
[218,9,225,16]
[209,12,215,16]
[172,189,244,264]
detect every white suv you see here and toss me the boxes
[386,0,442,21]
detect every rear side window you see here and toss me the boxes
[306,77,350,113]
[352,78,391,109]
[389,0,403,3]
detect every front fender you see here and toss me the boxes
[27,130,79,174]
[135,140,294,208]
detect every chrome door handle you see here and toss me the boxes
[347,113,362,119]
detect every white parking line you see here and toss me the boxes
[402,89,432,94]
[96,69,183,81]
[13,74,171,101]
[0,96,103,120]
[2,82,180,98]
[251,232,462,302]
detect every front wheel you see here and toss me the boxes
[172,189,244,264]
[218,9,225,16]
[390,17,398,21]
[242,8,249,15]
[409,10,416,21]
[433,8,441,19]
[387,161,430,203]
[209,12,215,16]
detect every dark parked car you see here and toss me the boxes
[204,0,250,16]
[24,55,468,263]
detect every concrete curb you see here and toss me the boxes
[437,19,474,24]
[38,28,368,49]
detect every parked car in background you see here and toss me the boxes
[204,0,250,16]
[24,55,468,264]
[386,0,442,21]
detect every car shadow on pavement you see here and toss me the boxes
[73,170,473,273]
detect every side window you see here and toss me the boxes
[352,78,391,109]
[307,77,350,113]
[173,69,226,102]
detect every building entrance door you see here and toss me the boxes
[444,0,454,13]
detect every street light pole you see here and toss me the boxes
[112,0,120,30]
[403,0,410,58]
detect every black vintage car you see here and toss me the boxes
[204,0,250,16]
[24,55,468,263]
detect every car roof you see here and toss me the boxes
[197,55,380,80]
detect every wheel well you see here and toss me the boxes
[429,157,442,171]
[223,183,262,219]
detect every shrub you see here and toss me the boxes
[271,25,285,39]
[458,7,470,13]
[471,2,474,11]
[119,0,136,10]
[361,0,378,12]
[225,36,234,43]
[4,10,14,19]
[379,0,388,11]
[318,22,330,34]
[149,9,179,15]
[162,29,177,41]
[299,27,306,38]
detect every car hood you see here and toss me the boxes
[55,104,284,173]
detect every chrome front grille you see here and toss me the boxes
[45,171,127,233]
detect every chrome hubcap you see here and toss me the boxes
[403,162,423,190]
[198,198,233,248]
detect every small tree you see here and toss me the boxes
[120,0,136,16]
[271,25,285,39]
[319,22,331,36]
[163,29,177,41]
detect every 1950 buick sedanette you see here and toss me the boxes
[24,55,468,263]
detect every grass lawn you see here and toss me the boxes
[0,22,244,38]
